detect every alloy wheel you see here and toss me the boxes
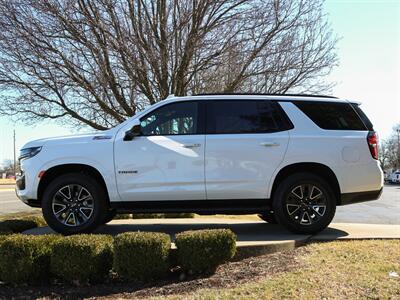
[51,184,94,227]
[285,184,327,225]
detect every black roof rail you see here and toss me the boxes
[193,93,337,99]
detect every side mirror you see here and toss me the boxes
[123,122,141,141]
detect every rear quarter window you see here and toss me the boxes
[293,101,367,130]
[350,103,374,130]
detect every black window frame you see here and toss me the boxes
[292,100,369,131]
[139,100,205,136]
[205,99,294,135]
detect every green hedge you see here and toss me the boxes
[0,219,38,233]
[113,214,132,219]
[175,229,236,274]
[163,213,195,218]
[0,223,12,235]
[0,234,60,283]
[0,216,47,234]
[51,234,113,284]
[113,232,171,281]
[24,215,47,227]
[131,213,195,219]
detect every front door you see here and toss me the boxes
[205,100,291,199]
[114,101,206,201]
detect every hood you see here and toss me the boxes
[21,129,117,149]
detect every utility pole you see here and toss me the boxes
[13,129,16,176]
[397,129,400,170]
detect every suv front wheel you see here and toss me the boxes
[42,173,108,235]
[273,172,336,234]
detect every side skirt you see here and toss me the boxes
[110,199,271,215]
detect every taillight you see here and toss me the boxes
[367,131,379,160]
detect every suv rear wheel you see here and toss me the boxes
[103,209,117,224]
[42,173,108,235]
[273,172,336,234]
[258,210,278,224]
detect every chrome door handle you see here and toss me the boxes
[182,143,201,148]
[260,142,280,147]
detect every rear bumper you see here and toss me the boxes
[339,188,383,206]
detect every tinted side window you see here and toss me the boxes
[351,103,374,130]
[140,102,198,136]
[294,101,367,130]
[206,100,292,134]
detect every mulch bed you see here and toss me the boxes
[0,248,306,299]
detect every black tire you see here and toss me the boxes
[273,172,336,234]
[258,211,278,224]
[103,209,117,224]
[42,173,108,235]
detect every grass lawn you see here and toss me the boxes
[0,236,398,298]
[156,240,400,300]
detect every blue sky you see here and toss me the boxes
[0,0,399,162]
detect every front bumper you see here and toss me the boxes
[15,186,41,208]
[339,188,383,206]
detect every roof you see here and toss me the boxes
[195,93,337,99]
[163,93,351,103]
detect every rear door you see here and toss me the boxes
[205,100,292,199]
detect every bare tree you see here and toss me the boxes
[0,0,338,130]
[380,123,400,170]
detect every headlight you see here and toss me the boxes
[19,147,42,161]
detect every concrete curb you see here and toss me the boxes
[233,239,309,260]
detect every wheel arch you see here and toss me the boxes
[37,163,110,206]
[270,162,341,205]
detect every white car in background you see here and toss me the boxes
[15,94,383,235]
[389,171,400,183]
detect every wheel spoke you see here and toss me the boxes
[300,211,311,225]
[79,207,93,220]
[58,186,71,200]
[286,204,301,216]
[310,186,323,200]
[52,184,94,227]
[291,186,304,200]
[78,187,91,201]
[53,203,67,216]
[311,205,326,216]
[64,212,73,225]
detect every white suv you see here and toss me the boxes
[16,94,383,235]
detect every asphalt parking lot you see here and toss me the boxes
[1,184,399,224]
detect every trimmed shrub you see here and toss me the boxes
[114,214,132,219]
[0,234,10,243]
[131,213,195,219]
[163,213,195,218]
[24,215,47,227]
[0,234,60,283]
[51,234,113,284]
[175,229,237,274]
[113,232,171,281]
[0,219,38,233]
[0,223,12,235]
[131,213,164,219]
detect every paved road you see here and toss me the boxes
[333,185,400,224]
[0,185,39,215]
[1,184,399,224]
